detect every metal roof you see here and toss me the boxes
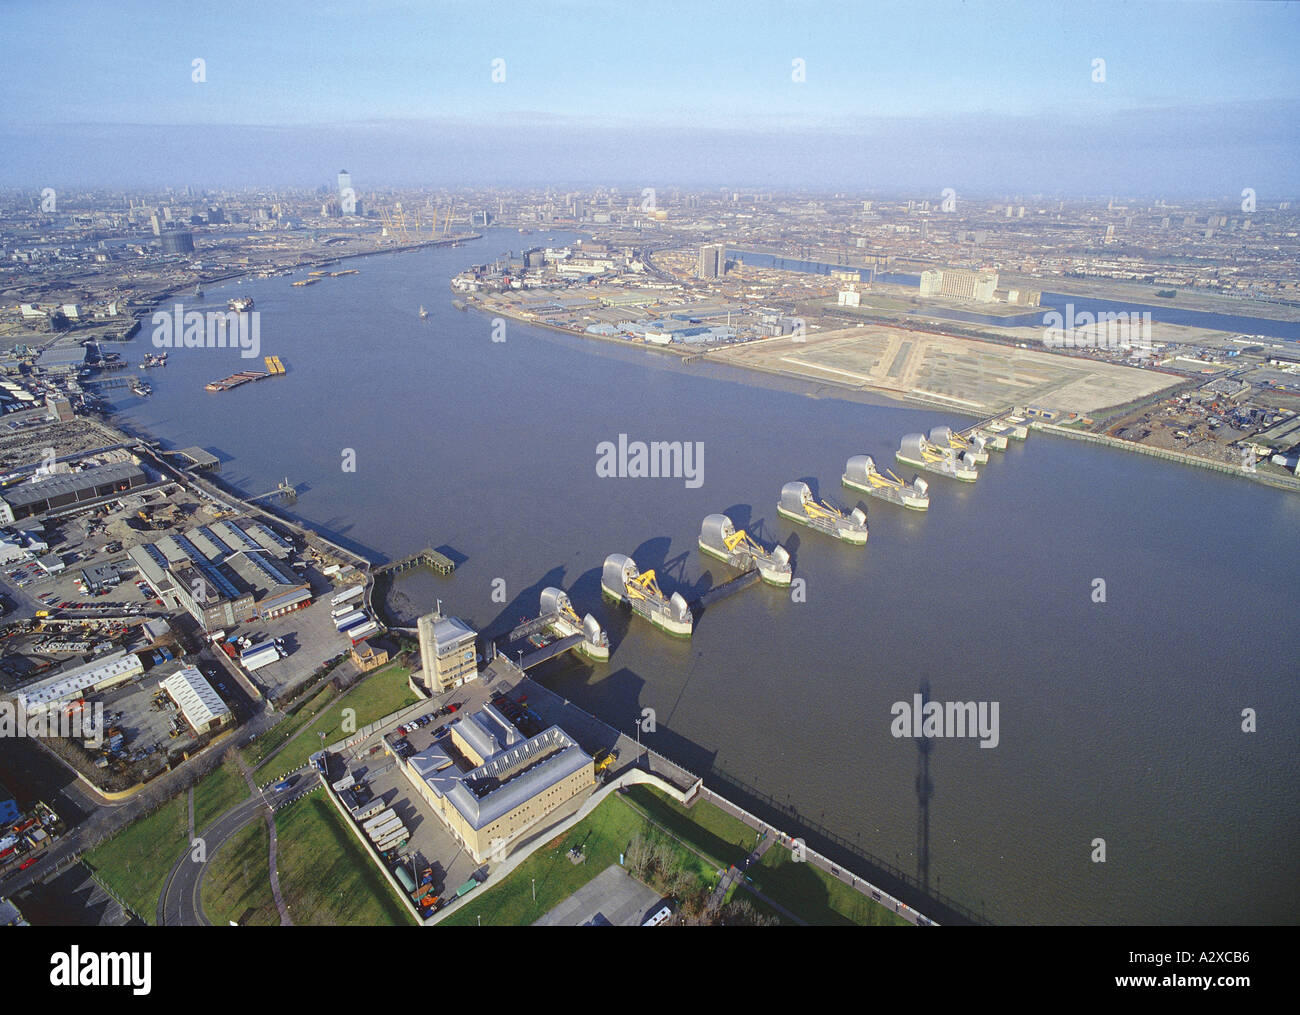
[409,719,592,832]
[161,666,230,730]
[2,463,144,510]
[16,651,144,710]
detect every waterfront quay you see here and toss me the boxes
[315,651,941,927]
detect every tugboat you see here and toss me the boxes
[194,284,204,299]
[227,296,254,313]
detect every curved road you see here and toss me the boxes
[158,770,318,926]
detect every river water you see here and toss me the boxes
[113,230,1300,925]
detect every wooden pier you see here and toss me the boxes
[375,547,455,576]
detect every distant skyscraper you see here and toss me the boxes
[696,243,725,279]
[919,268,997,303]
[150,213,162,236]
[160,231,195,255]
[337,170,351,194]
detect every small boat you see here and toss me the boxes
[419,305,429,319]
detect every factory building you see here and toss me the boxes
[127,517,307,632]
[416,610,478,695]
[15,651,145,715]
[0,462,147,523]
[160,666,231,735]
[403,706,595,862]
[919,268,999,303]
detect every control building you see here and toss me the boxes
[403,705,595,862]
[416,610,478,695]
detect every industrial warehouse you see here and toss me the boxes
[0,462,148,522]
[158,666,232,735]
[127,517,310,631]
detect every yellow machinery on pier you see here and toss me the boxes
[264,355,285,375]
[625,567,667,605]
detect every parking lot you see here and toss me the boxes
[231,576,367,701]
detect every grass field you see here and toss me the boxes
[200,816,278,926]
[192,759,249,834]
[621,785,758,869]
[265,662,418,776]
[274,793,415,926]
[243,661,418,777]
[441,794,660,927]
[240,685,335,769]
[84,794,190,925]
[755,848,910,926]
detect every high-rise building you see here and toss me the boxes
[160,231,195,255]
[417,609,478,695]
[919,268,998,303]
[337,170,351,194]
[696,243,725,279]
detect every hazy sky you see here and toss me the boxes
[3,0,1298,195]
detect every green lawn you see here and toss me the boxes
[442,795,653,927]
[622,785,757,870]
[755,848,910,926]
[274,794,415,926]
[192,760,250,834]
[200,816,278,926]
[84,794,190,925]
[264,662,419,776]
[240,685,335,769]
[731,886,796,926]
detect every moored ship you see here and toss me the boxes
[205,369,268,392]
[842,455,929,510]
[601,553,693,637]
[776,482,868,544]
[228,296,254,312]
[698,513,792,585]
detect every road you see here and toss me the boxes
[157,769,318,926]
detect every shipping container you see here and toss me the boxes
[361,808,398,834]
[330,585,364,607]
[347,620,379,643]
[333,609,365,631]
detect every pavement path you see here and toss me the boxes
[698,786,931,926]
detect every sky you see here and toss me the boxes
[2,0,1298,195]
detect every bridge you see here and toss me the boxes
[516,633,584,670]
[374,547,455,577]
[507,612,563,642]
